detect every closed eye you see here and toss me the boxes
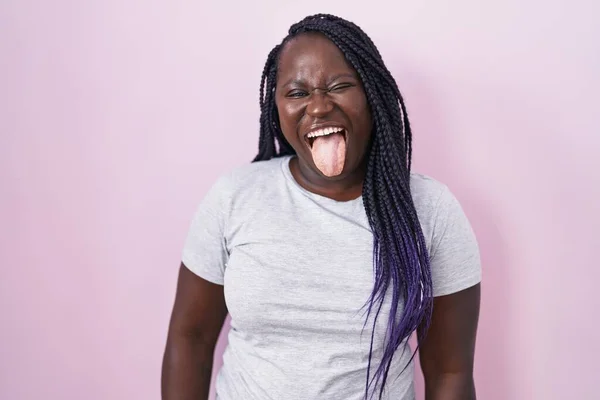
[329,83,354,92]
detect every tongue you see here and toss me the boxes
[311,132,346,177]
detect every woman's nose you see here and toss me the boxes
[305,90,334,117]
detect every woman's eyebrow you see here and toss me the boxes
[280,78,305,87]
[327,73,357,83]
[280,73,358,88]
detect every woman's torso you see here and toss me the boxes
[209,156,446,400]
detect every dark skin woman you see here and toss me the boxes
[162,14,480,400]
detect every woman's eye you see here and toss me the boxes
[330,83,353,92]
[287,91,307,98]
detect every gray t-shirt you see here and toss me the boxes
[182,155,481,400]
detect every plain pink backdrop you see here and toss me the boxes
[1,1,598,399]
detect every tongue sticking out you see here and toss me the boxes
[310,132,346,177]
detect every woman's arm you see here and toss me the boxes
[161,263,228,400]
[418,283,481,400]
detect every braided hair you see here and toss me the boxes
[253,14,433,399]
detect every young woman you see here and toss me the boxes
[162,14,481,400]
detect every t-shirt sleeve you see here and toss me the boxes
[181,177,231,285]
[429,186,482,297]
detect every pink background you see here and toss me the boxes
[1,1,598,399]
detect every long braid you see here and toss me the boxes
[253,14,433,399]
[254,44,294,162]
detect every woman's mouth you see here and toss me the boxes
[304,126,347,177]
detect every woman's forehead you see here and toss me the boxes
[277,33,355,81]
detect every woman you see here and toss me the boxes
[162,14,481,400]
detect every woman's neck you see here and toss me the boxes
[289,156,366,202]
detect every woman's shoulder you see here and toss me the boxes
[408,171,469,225]
[409,171,473,235]
[207,157,288,199]
[222,157,283,180]
[409,172,448,210]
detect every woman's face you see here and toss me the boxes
[275,33,372,182]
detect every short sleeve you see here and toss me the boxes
[181,177,231,285]
[429,186,482,297]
